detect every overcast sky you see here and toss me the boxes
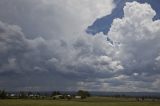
[0,0,160,92]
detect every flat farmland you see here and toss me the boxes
[0,97,160,106]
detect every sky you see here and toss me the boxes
[0,0,160,92]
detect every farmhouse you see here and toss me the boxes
[53,95,63,99]
[75,96,81,99]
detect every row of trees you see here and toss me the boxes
[50,90,90,99]
[51,91,61,96]
[0,90,91,99]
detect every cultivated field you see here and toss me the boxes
[0,97,160,106]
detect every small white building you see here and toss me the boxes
[10,93,16,97]
[29,94,34,97]
[54,95,63,99]
[75,96,81,99]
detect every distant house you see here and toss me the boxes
[54,95,63,99]
[67,95,71,97]
[10,93,16,97]
[28,94,34,97]
[75,96,81,99]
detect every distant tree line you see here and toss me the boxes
[1,89,160,102]
[0,90,91,100]
[51,91,61,96]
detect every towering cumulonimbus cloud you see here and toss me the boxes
[87,0,160,35]
[108,1,160,72]
[106,1,160,91]
[76,1,160,92]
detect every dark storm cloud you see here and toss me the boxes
[0,0,114,91]
[0,18,123,91]
[0,20,48,74]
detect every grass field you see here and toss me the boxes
[0,97,160,106]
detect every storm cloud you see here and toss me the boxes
[0,0,160,92]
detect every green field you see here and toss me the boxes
[0,97,160,106]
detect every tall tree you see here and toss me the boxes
[0,90,7,99]
[77,90,90,99]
